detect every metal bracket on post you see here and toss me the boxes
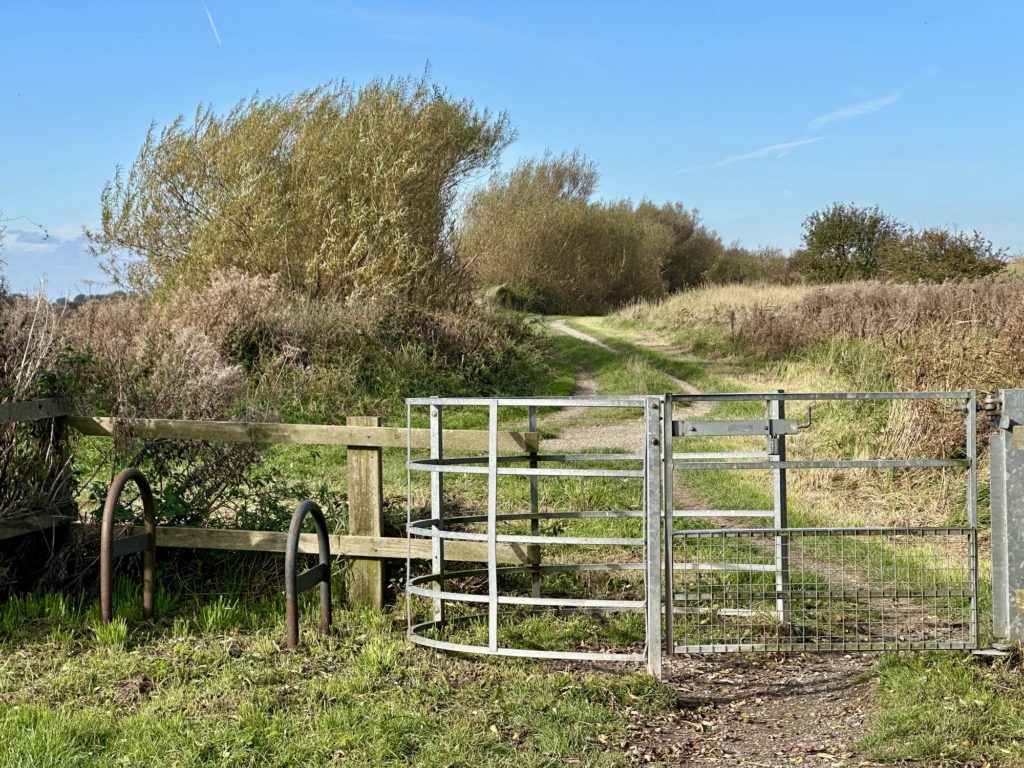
[100,467,157,624]
[285,500,332,649]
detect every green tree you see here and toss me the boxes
[793,203,904,282]
[459,152,666,314]
[880,228,1006,282]
[88,77,514,304]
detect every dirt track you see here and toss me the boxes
[546,318,886,768]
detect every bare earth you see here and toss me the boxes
[546,318,887,768]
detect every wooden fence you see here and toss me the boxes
[0,398,539,608]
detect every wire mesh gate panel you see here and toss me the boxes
[405,396,664,676]
[665,391,979,655]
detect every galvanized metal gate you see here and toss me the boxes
[406,390,980,679]
[664,391,979,658]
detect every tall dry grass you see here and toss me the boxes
[0,293,74,521]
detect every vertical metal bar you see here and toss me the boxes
[406,401,413,640]
[528,405,541,601]
[430,401,445,624]
[662,394,675,656]
[487,401,500,652]
[645,397,664,678]
[771,391,791,624]
[966,390,979,647]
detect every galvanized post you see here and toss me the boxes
[528,406,541,600]
[645,397,663,678]
[966,390,978,647]
[662,394,674,658]
[487,401,500,652]
[990,389,1024,643]
[770,391,791,624]
[429,401,445,624]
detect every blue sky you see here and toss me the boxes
[1,1,1022,297]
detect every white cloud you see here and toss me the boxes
[676,137,822,174]
[203,2,222,45]
[807,91,901,132]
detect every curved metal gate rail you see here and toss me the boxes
[664,390,978,655]
[405,396,664,676]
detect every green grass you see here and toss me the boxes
[859,653,1024,764]
[0,584,671,767]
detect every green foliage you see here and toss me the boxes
[793,202,905,282]
[459,152,668,314]
[89,77,513,304]
[702,244,798,284]
[880,227,1006,282]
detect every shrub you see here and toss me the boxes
[879,228,1006,282]
[88,77,513,305]
[459,152,669,314]
[792,203,905,282]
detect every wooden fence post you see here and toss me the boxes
[346,416,385,608]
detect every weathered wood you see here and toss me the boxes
[346,416,384,608]
[0,513,71,541]
[112,525,530,564]
[66,416,538,452]
[0,398,72,424]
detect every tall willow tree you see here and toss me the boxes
[89,78,513,304]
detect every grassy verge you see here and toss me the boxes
[0,581,670,767]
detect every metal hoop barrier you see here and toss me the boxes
[285,500,333,649]
[100,467,157,624]
[405,396,664,674]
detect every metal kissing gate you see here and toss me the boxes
[406,390,983,678]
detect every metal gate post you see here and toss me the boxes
[990,389,1024,643]
[770,392,791,624]
[662,394,674,659]
[645,397,664,678]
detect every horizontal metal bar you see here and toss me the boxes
[499,595,644,609]
[410,626,646,662]
[496,534,643,546]
[673,641,977,653]
[673,607,764,617]
[497,466,645,478]
[673,452,769,460]
[674,526,976,537]
[406,459,644,478]
[668,391,971,402]
[410,563,647,588]
[674,418,799,437]
[673,459,966,471]
[673,509,774,518]
[408,583,490,604]
[406,396,649,408]
[110,532,151,558]
[673,562,776,572]
[674,589,974,600]
[294,562,330,594]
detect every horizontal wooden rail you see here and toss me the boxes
[0,398,72,424]
[66,416,538,452]
[112,525,531,565]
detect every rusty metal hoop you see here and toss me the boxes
[100,467,157,624]
[285,500,332,648]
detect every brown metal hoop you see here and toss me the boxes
[285,500,332,648]
[100,468,157,624]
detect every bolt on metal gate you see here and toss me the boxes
[406,390,980,677]
[665,390,978,655]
